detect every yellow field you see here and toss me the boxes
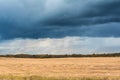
[0,57,120,79]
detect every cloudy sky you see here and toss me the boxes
[0,0,120,54]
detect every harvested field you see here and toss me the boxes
[0,57,120,79]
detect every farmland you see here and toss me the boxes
[0,57,120,80]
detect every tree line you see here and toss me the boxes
[0,53,120,58]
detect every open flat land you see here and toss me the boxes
[0,57,120,80]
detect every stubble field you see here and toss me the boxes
[0,57,120,80]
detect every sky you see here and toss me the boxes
[0,0,120,54]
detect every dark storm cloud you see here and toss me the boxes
[42,0,120,26]
[0,0,120,40]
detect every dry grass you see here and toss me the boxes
[0,57,120,79]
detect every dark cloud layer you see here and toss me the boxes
[42,0,120,26]
[0,0,120,40]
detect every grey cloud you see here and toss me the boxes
[0,37,120,54]
[42,0,120,26]
[0,0,120,40]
